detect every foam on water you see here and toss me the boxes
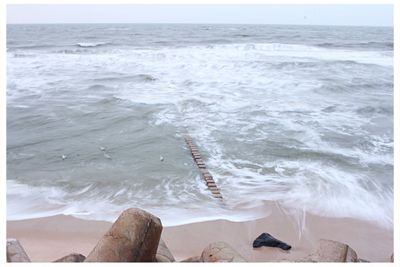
[7,24,393,229]
[76,42,108,47]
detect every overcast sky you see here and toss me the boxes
[7,4,393,26]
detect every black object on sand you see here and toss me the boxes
[252,233,292,250]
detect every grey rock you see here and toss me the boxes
[156,239,175,262]
[7,239,30,262]
[306,239,358,262]
[181,256,201,262]
[54,253,86,262]
[200,241,246,262]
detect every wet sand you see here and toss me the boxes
[7,202,393,262]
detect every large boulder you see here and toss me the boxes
[308,239,358,262]
[156,238,175,262]
[54,253,86,262]
[6,239,30,262]
[85,208,162,262]
[200,241,246,262]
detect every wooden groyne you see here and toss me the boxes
[184,136,222,200]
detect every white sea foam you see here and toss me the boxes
[76,42,108,47]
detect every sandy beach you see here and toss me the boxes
[7,202,393,262]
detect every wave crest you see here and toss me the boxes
[76,42,108,48]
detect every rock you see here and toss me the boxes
[181,256,201,262]
[200,241,246,262]
[309,239,358,262]
[156,239,175,262]
[85,208,162,262]
[252,233,291,250]
[7,238,30,262]
[54,253,86,262]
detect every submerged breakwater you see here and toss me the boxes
[185,136,223,199]
[7,24,393,227]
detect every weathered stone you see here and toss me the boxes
[54,253,86,262]
[200,241,246,262]
[181,256,201,262]
[253,233,291,250]
[309,239,358,262]
[85,208,162,262]
[7,239,30,262]
[156,239,175,262]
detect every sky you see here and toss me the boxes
[7,4,393,26]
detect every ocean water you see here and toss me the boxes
[7,24,393,228]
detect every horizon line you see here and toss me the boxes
[6,22,393,27]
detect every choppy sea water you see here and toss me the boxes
[7,24,393,228]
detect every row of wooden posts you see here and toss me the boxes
[184,136,223,199]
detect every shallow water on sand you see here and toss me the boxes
[7,24,393,227]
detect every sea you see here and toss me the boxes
[6,24,393,228]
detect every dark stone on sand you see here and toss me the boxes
[252,233,291,250]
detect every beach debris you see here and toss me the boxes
[99,146,106,151]
[103,153,112,159]
[159,155,164,162]
[54,253,86,262]
[85,208,162,262]
[184,136,223,200]
[7,238,31,262]
[61,154,67,160]
[253,233,291,250]
[156,238,175,262]
[200,241,247,262]
[180,256,201,262]
[302,239,358,262]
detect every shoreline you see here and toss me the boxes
[7,202,393,262]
